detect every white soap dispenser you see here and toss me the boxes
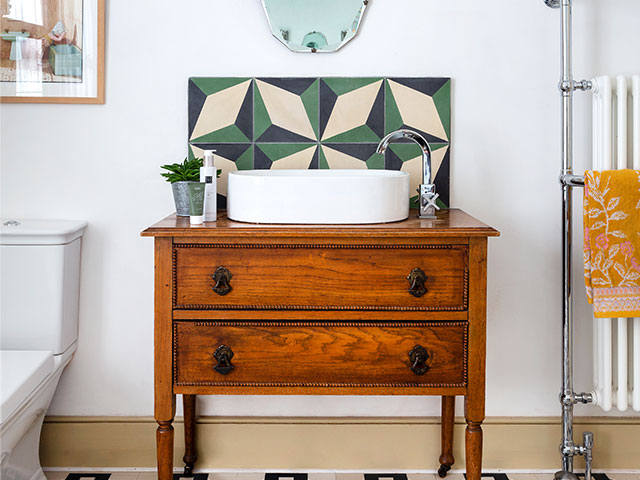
[201,150,217,222]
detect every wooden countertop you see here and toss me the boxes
[141,209,499,239]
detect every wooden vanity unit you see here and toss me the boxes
[141,209,499,479]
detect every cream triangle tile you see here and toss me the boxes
[322,79,383,141]
[191,80,251,141]
[256,80,317,141]
[322,145,368,170]
[388,80,448,142]
[271,146,316,169]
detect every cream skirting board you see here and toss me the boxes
[41,416,640,470]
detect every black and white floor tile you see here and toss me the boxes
[43,472,640,480]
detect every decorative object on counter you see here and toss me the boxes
[161,157,222,217]
[200,150,217,222]
[187,183,206,225]
[188,77,451,209]
[0,0,105,104]
[260,0,369,53]
[161,157,202,217]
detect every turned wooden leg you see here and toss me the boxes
[157,420,175,480]
[465,419,483,480]
[183,394,197,475]
[438,395,455,477]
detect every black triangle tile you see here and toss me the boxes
[365,82,385,140]
[319,79,339,140]
[258,78,317,96]
[235,81,254,142]
[188,79,208,140]
[256,124,316,143]
[434,147,451,207]
[388,77,450,97]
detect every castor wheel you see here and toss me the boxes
[438,465,451,478]
[183,464,194,476]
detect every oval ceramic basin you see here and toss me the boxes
[227,170,410,224]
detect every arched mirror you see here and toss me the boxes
[260,0,369,53]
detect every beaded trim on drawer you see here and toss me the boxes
[171,244,469,312]
[172,320,468,388]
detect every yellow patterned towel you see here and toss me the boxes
[584,169,640,318]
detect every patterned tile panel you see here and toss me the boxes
[188,77,451,209]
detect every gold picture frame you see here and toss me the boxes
[0,0,105,104]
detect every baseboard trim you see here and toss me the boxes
[41,416,640,470]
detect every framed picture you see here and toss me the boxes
[0,0,104,104]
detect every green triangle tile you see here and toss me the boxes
[432,79,451,140]
[385,80,404,133]
[323,77,382,96]
[410,195,419,209]
[191,77,251,96]
[254,84,272,140]
[318,147,330,169]
[188,144,196,160]
[257,144,315,162]
[436,197,447,209]
[431,143,449,152]
[366,153,385,169]
[322,124,380,143]
[236,145,254,170]
[389,143,423,162]
[301,79,319,139]
[191,124,250,143]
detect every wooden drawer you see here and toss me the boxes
[173,321,468,388]
[173,243,468,311]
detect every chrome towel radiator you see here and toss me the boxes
[544,1,594,479]
[546,0,639,478]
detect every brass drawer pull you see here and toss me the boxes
[408,345,430,375]
[213,344,234,375]
[407,267,427,297]
[212,266,233,296]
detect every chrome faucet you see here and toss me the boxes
[376,129,440,219]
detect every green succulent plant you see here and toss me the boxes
[160,157,223,183]
[160,157,203,183]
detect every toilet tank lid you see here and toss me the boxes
[0,350,54,424]
[0,219,87,245]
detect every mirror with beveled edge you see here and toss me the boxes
[260,0,369,53]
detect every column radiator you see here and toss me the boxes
[591,75,640,412]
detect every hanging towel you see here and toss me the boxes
[584,169,640,318]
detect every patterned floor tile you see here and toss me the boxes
[406,474,439,480]
[109,474,140,480]
[506,475,540,480]
[44,473,69,480]
[606,474,640,480]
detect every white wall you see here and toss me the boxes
[2,0,640,418]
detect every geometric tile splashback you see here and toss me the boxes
[188,77,451,209]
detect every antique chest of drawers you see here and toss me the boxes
[142,209,498,479]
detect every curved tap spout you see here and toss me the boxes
[376,129,439,218]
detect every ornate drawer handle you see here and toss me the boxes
[213,345,234,375]
[408,345,430,375]
[212,266,232,296]
[407,267,427,297]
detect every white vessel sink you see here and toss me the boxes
[227,170,410,224]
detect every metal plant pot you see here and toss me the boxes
[171,181,197,217]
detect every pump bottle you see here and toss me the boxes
[200,150,217,222]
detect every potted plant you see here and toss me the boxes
[161,157,203,216]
